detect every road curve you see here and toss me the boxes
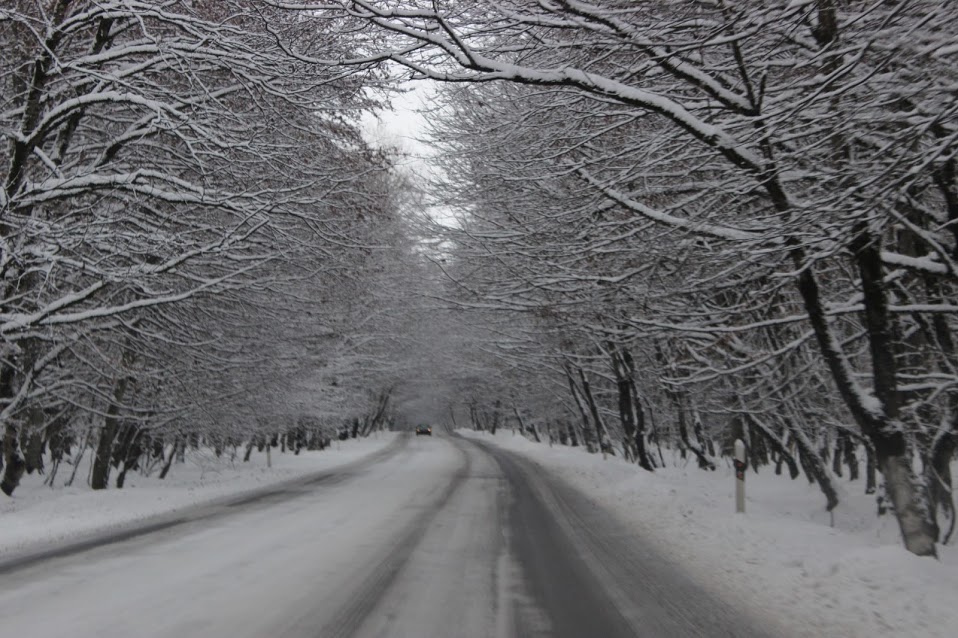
[0,432,772,638]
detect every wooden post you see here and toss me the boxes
[734,439,746,513]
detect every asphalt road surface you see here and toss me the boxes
[0,432,771,638]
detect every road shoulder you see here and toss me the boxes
[0,433,405,571]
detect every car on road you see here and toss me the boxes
[415,424,432,436]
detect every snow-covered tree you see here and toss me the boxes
[309,0,958,555]
[0,1,396,493]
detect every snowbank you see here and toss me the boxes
[0,433,399,559]
[461,429,957,638]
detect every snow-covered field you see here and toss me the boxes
[461,429,958,638]
[0,433,398,559]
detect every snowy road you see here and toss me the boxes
[0,433,768,638]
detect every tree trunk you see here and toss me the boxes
[843,432,860,481]
[0,336,41,495]
[832,431,844,478]
[747,413,800,480]
[927,415,957,544]
[632,393,654,471]
[578,367,614,456]
[565,420,579,447]
[565,364,596,451]
[91,376,129,490]
[23,418,45,475]
[63,427,91,487]
[620,347,655,470]
[92,329,139,491]
[693,411,715,458]
[513,406,539,443]
[159,439,180,480]
[785,414,839,511]
[641,394,667,468]
[795,245,937,556]
[610,349,637,461]
[362,390,392,437]
[115,425,143,489]
[675,394,714,470]
[1,420,26,496]
[864,441,877,494]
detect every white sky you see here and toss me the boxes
[362,81,458,228]
[362,81,436,165]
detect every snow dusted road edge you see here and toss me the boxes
[460,429,958,638]
[0,433,402,563]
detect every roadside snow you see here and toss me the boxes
[0,433,398,559]
[461,429,957,638]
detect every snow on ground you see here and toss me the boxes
[0,437,473,638]
[0,433,398,559]
[461,429,958,638]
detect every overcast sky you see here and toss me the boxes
[362,82,436,164]
[362,81,459,227]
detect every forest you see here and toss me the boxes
[2,1,956,559]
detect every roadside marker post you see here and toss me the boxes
[734,439,746,513]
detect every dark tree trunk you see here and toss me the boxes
[0,341,35,495]
[115,426,144,489]
[45,414,72,486]
[513,406,539,443]
[675,394,714,470]
[91,378,129,490]
[843,432,860,481]
[632,394,654,471]
[610,349,637,461]
[577,368,614,456]
[3,0,75,202]
[566,420,579,447]
[362,390,392,437]
[694,412,715,458]
[795,240,937,555]
[927,416,958,543]
[23,419,45,475]
[786,414,839,511]
[565,364,596,452]
[159,439,180,480]
[832,431,844,478]
[610,347,654,469]
[468,403,481,431]
[91,422,117,490]
[642,395,667,468]
[861,439,876,494]
[1,420,26,496]
[747,414,800,480]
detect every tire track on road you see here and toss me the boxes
[316,439,473,638]
[469,439,636,638]
[467,436,776,638]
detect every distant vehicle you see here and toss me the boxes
[415,424,432,436]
